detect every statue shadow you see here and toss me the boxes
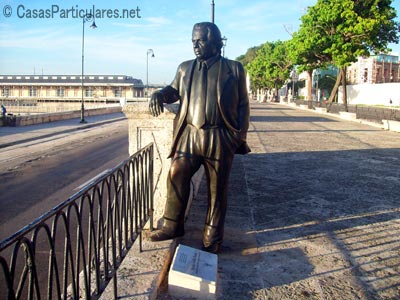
[180,147,400,299]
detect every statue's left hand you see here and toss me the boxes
[149,92,164,117]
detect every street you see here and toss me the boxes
[0,119,129,241]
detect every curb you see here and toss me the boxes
[275,101,389,130]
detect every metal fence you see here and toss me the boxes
[0,143,154,300]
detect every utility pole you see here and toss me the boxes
[211,0,215,23]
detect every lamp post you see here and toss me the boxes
[221,36,227,57]
[80,14,97,123]
[211,0,215,23]
[146,49,155,99]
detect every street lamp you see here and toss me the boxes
[80,14,97,124]
[146,49,155,99]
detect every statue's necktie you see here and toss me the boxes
[191,62,207,128]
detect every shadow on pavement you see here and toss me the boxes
[178,147,400,299]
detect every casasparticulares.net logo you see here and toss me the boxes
[2,4,141,19]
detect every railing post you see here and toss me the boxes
[149,144,154,231]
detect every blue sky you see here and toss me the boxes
[1,0,399,84]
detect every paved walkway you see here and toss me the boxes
[0,112,125,148]
[2,103,400,299]
[156,101,400,300]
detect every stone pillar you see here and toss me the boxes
[123,102,204,228]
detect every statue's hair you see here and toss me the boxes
[193,22,223,52]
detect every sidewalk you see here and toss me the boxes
[0,112,126,148]
[154,101,400,299]
[3,103,399,299]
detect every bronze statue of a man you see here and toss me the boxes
[149,21,250,253]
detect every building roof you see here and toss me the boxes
[0,75,144,87]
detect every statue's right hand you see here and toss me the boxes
[149,92,164,117]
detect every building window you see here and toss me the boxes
[29,86,37,97]
[85,87,93,97]
[114,88,122,97]
[2,87,10,97]
[57,87,65,97]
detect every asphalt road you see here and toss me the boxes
[0,119,129,241]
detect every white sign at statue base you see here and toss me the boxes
[168,244,218,299]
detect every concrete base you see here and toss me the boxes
[339,111,357,121]
[383,119,400,132]
[169,244,217,300]
[315,107,327,113]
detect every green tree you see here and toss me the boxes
[290,0,399,111]
[236,45,262,67]
[246,40,293,100]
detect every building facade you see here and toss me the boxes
[346,54,400,84]
[0,75,145,102]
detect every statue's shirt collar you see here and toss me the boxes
[197,54,221,70]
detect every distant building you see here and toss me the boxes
[346,54,400,84]
[0,75,145,102]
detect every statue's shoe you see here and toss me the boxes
[149,228,184,242]
[202,242,221,254]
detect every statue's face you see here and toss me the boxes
[192,27,217,61]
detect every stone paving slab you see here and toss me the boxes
[11,102,399,300]
[155,101,400,300]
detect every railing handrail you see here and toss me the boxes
[0,143,154,300]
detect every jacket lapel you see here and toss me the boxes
[183,60,196,101]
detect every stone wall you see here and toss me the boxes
[13,106,122,126]
[355,106,400,122]
[341,82,400,106]
[6,102,121,114]
[294,99,400,123]
[122,102,204,228]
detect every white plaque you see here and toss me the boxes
[169,244,218,299]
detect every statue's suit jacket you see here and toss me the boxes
[158,56,251,158]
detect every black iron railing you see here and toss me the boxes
[0,143,154,300]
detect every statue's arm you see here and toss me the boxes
[149,66,182,117]
[237,62,250,141]
[149,86,180,117]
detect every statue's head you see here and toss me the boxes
[192,22,223,61]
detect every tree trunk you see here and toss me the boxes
[327,69,342,112]
[306,70,312,104]
[341,66,348,112]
